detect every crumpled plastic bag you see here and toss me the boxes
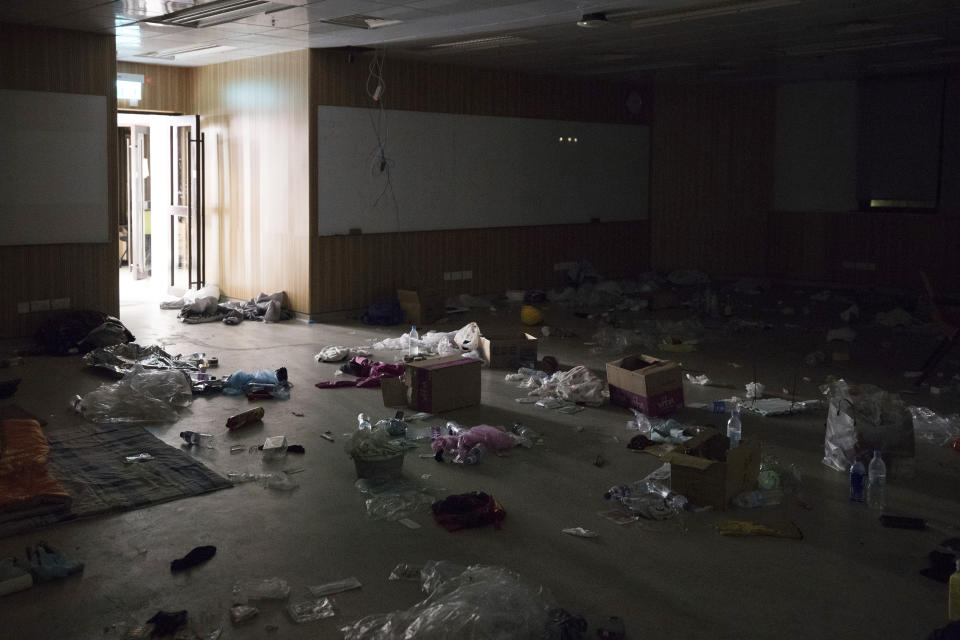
[821,379,914,472]
[529,366,606,406]
[75,365,192,424]
[452,322,480,351]
[160,284,220,310]
[908,406,960,446]
[340,561,560,640]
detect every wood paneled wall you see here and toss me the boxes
[117,61,195,114]
[767,211,960,292]
[312,221,650,313]
[0,23,118,338]
[196,50,310,312]
[309,51,649,314]
[650,82,776,277]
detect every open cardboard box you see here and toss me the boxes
[479,332,538,369]
[641,427,760,510]
[397,288,446,325]
[382,355,481,413]
[606,354,684,417]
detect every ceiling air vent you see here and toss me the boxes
[145,0,293,28]
[320,14,402,29]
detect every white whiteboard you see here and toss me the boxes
[317,106,649,235]
[0,89,109,245]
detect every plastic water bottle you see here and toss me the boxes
[849,458,866,502]
[867,450,886,510]
[464,443,486,465]
[446,421,465,436]
[408,326,419,357]
[357,413,372,431]
[727,405,742,448]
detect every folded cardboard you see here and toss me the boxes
[642,427,760,510]
[606,354,684,417]
[397,288,445,325]
[382,355,481,413]
[479,332,538,369]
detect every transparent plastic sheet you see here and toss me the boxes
[355,477,433,521]
[233,577,291,602]
[388,563,423,581]
[821,380,913,471]
[589,327,631,354]
[227,472,298,491]
[309,577,362,597]
[341,562,559,640]
[373,323,481,356]
[287,597,336,623]
[75,365,192,424]
[528,365,606,406]
[908,406,960,446]
[83,343,197,376]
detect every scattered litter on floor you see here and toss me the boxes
[226,406,265,430]
[230,605,259,623]
[146,610,188,636]
[341,561,571,639]
[432,492,505,531]
[909,406,960,446]
[686,373,710,385]
[715,519,803,539]
[316,357,404,389]
[562,527,598,538]
[387,563,422,581]
[227,472,298,491]
[74,365,193,424]
[741,398,820,416]
[170,545,216,573]
[287,597,336,624]
[745,382,765,399]
[234,577,291,601]
[223,368,291,399]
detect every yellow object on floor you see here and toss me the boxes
[716,519,803,540]
[520,305,543,326]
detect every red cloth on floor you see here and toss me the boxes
[315,357,404,389]
[431,492,505,532]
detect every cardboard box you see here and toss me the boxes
[397,289,445,325]
[479,332,538,369]
[642,427,760,510]
[382,355,481,413]
[606,354,683,417]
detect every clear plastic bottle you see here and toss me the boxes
[849,458,866,502]
[867,450,886,510]
[357,413,372,431]
[727,405,742,448]
[509,422,540,447]
[408,326,419,357]
[733,488,784,508]
[949,559,960,621]
[446,421,465,436]
[464,443,486,465]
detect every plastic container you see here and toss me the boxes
[408,326,419,358]
[950,559,960,621]
[867,450,886,510]
[727,405,742,448]
[226,406,264,430]
[849,458,866,502]
[357,413,372,431]
[732,488,784,508]
[464,443,486,465]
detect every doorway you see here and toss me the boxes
[117,113,206,304]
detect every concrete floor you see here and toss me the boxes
[2,278,959,639]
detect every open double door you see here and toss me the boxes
[123,114,205,291]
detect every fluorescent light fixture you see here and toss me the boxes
[116,72,143,103]
[626,0,801,28]
[427,35,533,51]
[136,43,237,60]
[781,33,942,56]
[145,0,294,28]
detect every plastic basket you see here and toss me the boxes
[353,454,404,479]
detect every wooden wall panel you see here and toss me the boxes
[117,62,196,114]
[650,82,775,277]
[309,51,649,314]
[766,211,960,293]
[196,50,310,312]
[311,50,649,123]
[311,221,649,313]
[0,23,118,338]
